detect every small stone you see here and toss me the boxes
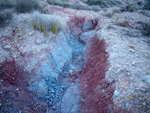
[16,88,19,91]
[17,34,22,37]
[4,45,11,49]
[127,72,131,76]
[129,49,134,52]
[128,96,133,100]
[146,71,149,74]
[126,103,129,107]
[143,102,146,106]
[29,32,33,36]
[36,39,42,44]
[69,70,74,75]
[46,40,49,44]
[51,90,55,93]
[114,90,120,97]
[45,96,50,99]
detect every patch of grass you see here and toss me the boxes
[31,12,61,36]
[50,22,60,34]
[31,13,49,36]
[15,0,39,13]
[0,10,13,26]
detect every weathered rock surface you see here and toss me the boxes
[61,84,80,113]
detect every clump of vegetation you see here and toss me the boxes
[116,20,132,28]
[31,12,49,36]
[50,22,60,34]
[15,0,39,13]
[0,10,13,26]
[125,4,134,12]
[0,0,15,9]
[0,0,39,13]
[31,12,61,36]
[86,0,106,7]
[47,0,65,5]
[141,21,150,36]
[144,0,150,10]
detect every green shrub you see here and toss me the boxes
[31,12,60,36]
[0,10,12,26]
[15,0,39,13]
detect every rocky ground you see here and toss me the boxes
[0,0,150,113]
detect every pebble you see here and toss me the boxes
[52,106,56,110]
[128,96,133,100]
[16,88,19,91]
[143,102,146,106]
[69,70,74,75]
[28,32,33,36]
[46,40,49,44]
[114,90,120,97]
[17,34,22,37]
[4,45,11,49]
[127,72,131,76]
[36,39,42,44]
[51,90,55,93]
[126,103,129,107]
[132,62,136,65]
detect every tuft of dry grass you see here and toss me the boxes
[50,22,60,34]
[31,12,61,36]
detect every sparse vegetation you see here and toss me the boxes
[115,20,132,28]
[0,10,13,26]
[0,0,39,13]
[31,12,60,36]
[0,0,15,9]
[50,22,60,34]
[141,21,150,36]
[86,0,105,7]
[15,0,39,13]
[143,0,150,10]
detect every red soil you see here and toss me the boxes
[68,16,98,36]
[0,60,46,112]
[79,35,114,113]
